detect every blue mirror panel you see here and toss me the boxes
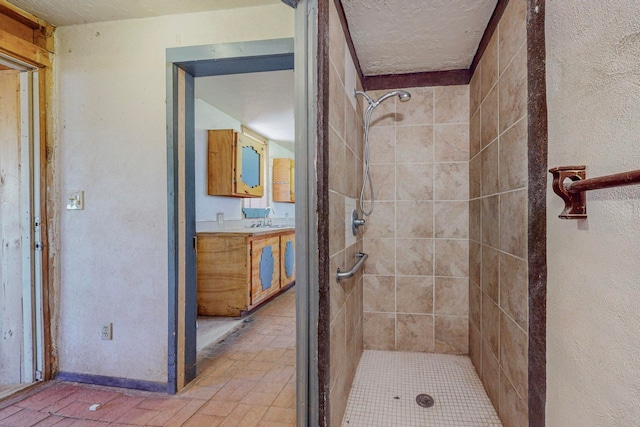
[259,246,274,291]
[242,146,260,188]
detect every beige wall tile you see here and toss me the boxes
[363,275,395,313]
[367,125,395,165]
[469,320,482,375]
[396,276,433,314]
[470,110,481,158]
[481,139,499,196]
[499,368,528,427]
[482,341,501,411]
[363,201,396,238]
[469,155,482,199]
[329,308,346,391]
[469,198,481,242]
[397,314,434,352]
[482,293,500,357]
[329,127,346,194]
[328,1,345,85]
[480,31,499,102]
[397,163,433,201]
[435,277,469,316]
[329,60,345,139]
[434,124,469,162]
[434,85,469,124]
[500,253,528,330]
[329,368,351,427]
[469,281,481,329]
[469,240,481,287]
[345,145,358,199]
[435,239,468,277]
[434,315,468,354]
[499,189,527,258]
[396,125,434,163]
[329,191,345,256]
[396,86,433,125]
[499,117,528,192]
[350,83,474,373]
[396,200,433,238]
[434,201,468,239]
[481,86,498,149]
[481,245,500,303]
[368,164,396,201]
[470,62,482,117]
[346,281,361,332]
[434,162,469,201]
[470,2,529,422]
[396,238,434,276]
[363,238,395,275]
[351,316,363,377]
[500,313,528,400]
[499,45,527,135]
[481,195,500,249]
[345,100,360,156]
[363,312,395,350]
[498,0,527,75]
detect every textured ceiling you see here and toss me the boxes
[341,0,498,75]
[196,70,295,144]
[7,0,282,26]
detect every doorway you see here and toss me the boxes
[165,36,306,391]
[0,54,45,399]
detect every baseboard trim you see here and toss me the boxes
[55,372,166,393]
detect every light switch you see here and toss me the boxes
[66,190,84,210]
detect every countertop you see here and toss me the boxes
[196,225,295,236]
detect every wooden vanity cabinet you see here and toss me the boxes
[196,229,295,316]
[208,129,264,198]
[273,158,295,203]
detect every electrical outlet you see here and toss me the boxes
[66,190,84,210]
[101,323,112,340]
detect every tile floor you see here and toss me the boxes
[0,287,296,427]
[342,350,502,427]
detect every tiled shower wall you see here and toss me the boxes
[468,0,529,425]
[327,2,365,426]
[362,85,470,354]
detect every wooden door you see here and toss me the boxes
[250,236,280,306]
[0,70,23,386]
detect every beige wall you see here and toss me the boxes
[362,85,470,354]
[546,1,640,424]
[327,2,364,425]
[468,0,528,425]
[53,4,293,383]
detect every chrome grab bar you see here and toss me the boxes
[336,252,368,282]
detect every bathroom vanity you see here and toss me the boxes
[196,227,295,316]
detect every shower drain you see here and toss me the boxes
[416,393,435,408]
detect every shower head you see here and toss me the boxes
[355,89,412,109]
[397,91,411,102]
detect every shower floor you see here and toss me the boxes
[342,350,502,427]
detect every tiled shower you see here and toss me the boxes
[327,0,529,425]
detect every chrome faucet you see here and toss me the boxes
[264,207,273,226]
